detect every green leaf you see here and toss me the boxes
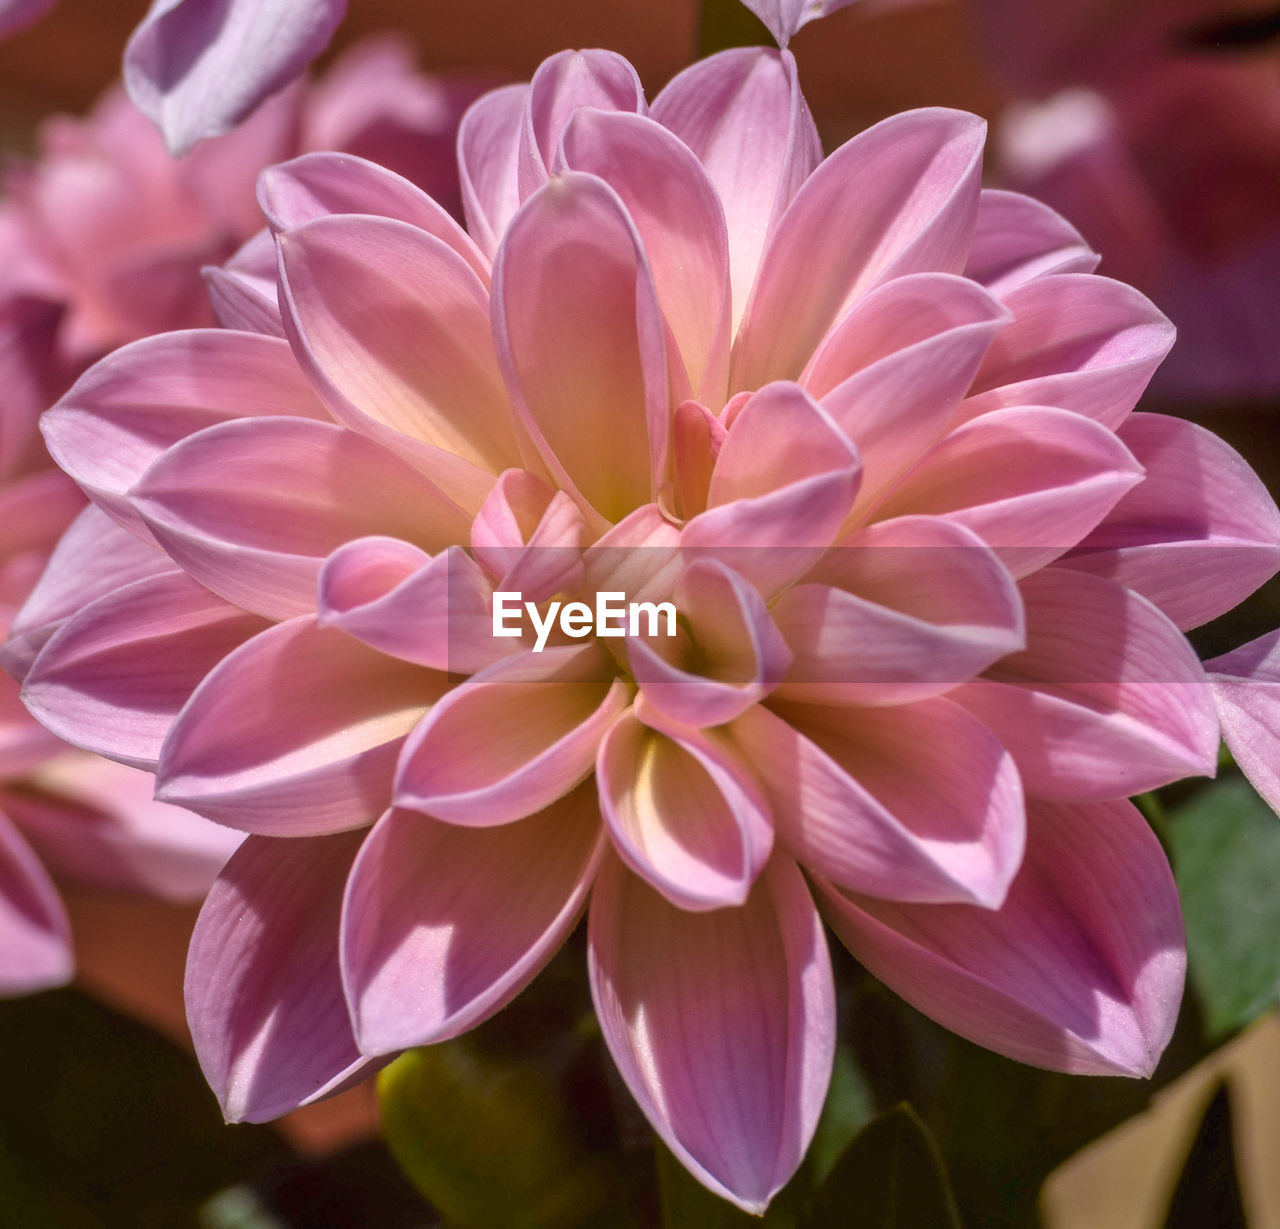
[698,0,773,55]
[379,1038,625,1229]
[1160,1084,1247,1229]
[1166,776,1280,1038]
[805,1104,961,1229]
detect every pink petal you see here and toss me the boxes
[317,538,508,674]
[1060,414,1280,630]
[258,152,489,285]
[0,468,82,563]
[22,572,269,770]
[6,754,241,900]
[874,405,1143,577]
[132,415,468,620]
[0,0,57,39]
[0,672,62,780]
[963,189,1099,296]
[954,568,1219,798]
[818,796,1184,1077]
[342,785,605,1054]
[517,49,646,200]
[628,558,791,727]
[277,215,521,508]
[157,617,447,835]
[185,830,374,1122]
[959,274,1175,428]
[493,172,670,525]
[0,814,72,996]
[652,49,820,328]
[740,0,860,46]
[124,0,347,155]
[772,515,1024,704]
[683,382,861,596]
[598,705,773,909]
[589,853,834,1213]
[733,108,986,391]
[736,698,1024,906]
[41,330,327,539]
[1,507,171,681]
[395,645,630,826]
[203,230,284,337]
[560,109,732,406]
[458,84,528,260]
[1207,632,1280,817]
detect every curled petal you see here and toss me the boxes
[42,330,327,539]
[493,172,670,526]
[22,571,268,769]
[652,48,820,327]
[875,405,1143,576]
[317,538,507,674]
[124,0,347,155]
[396,645,631,826]
[133,415,468,620]
[589,853,834,1214]
[734,108,986,391]
[818,797,1185,1077]
[963,189,1099,295]
[458,84,528,260]
[773,515,1023,704]
[157,617,446,835]
[342,785,605,1054]
[598,705,773,909]
[960,274,1174,428]
[736,699,1024,906]
[629,558,791,727]
[954,569,1219,798]
[1060,414,1280,630]
[185,829,374,1123]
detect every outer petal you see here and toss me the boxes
[963,188,1099,296]
[959,274,1174,428]
[740,0,860,46]
[517,50,646,200]
[342,785,605,1055]
[22,571,269,769]
[819,797,1185,1077]
[772,514,1023,705]
[652,48,820,327]
[395,645,630,826]
[589,853,834,1214]
[493,172,670,525]
[41,330,327,538]
[1060,414,1280,630]
[733,109,985,391]
[458,84,528,260]
[597,706,773,910]
[1,507,171,681]
[0,814,72,996]
[736,699,1024,906]
[277,214,521,506]
[954,569,1219,798]
[1207,632,1280,817]
[258,152,489,285]
[560,110,732,406]
[185,829,374,1123]
[5,754,241,900]
[124,0,347,155]
[873,405,1143,576]
[132,415,468,620]
[157,617,447,835]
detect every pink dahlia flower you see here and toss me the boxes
[15,46,1280,1210]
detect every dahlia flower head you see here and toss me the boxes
[11,45,1280,1212]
